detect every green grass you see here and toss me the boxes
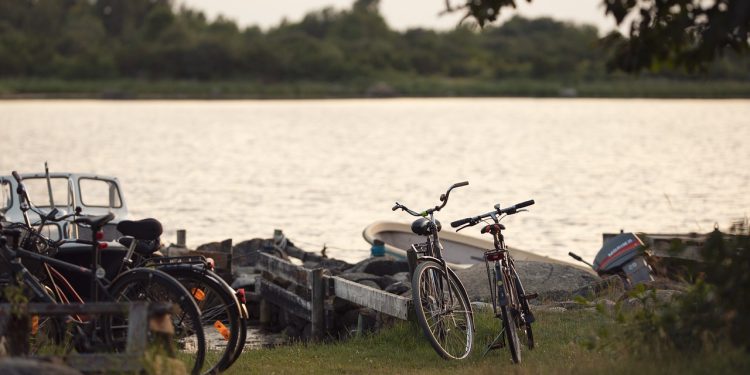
[226,310,750,375]
[1,78,750,99]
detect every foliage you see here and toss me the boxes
[612,219,750,354]
[0,0,747,84]
[451,0,750,72]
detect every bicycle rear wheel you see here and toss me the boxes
[412,261,474,360]
[106,268,206,375]
[160,265,242,374]
[497,269,521,363]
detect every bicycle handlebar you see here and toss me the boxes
[392,181,469,217]
[450,199,535,228]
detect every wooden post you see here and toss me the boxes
[258,276,271,327]
[356,313,364,338]
[407,248,418,281]
[176,229,186,247]
[310,268,324,341]
[259,299,271,327]
[125,302,148,354]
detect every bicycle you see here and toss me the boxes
[1,171,207,374]
[391,181,474,360]
[116,219,248,373]
[450,199,537,364]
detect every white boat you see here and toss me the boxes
[363,221,585,269]
[1,172,128,241]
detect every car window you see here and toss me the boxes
[1,180,11,211]
[79,178,122,208]
[24,177,72,207]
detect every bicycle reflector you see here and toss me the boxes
[95,231,104,240]
[98,242,108,249]
[191,288,206,301]
[236,288,246,304]
[214,320,230,341]
[206,257,215,270]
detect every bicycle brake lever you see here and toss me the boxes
[455,224,471,232]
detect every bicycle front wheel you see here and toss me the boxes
[159,265,242,374]
[106,268,206,375]
[498,269,521,363]
[412,261,474,360]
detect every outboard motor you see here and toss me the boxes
[570,232,654,288]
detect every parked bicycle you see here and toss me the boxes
[451,199,537,363]
[391,181,474,360]
[0,171,207,374]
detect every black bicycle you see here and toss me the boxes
[392,182,474,360]
[451,199,537,364]
[1,171,207,374]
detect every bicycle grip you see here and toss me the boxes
[516,199,535,209]
[454,181,469,188]
[451,217,472,228]
[11,171,22,183]
[392,204,399,211]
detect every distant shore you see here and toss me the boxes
[2,78,749,100]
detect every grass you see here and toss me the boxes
[1,78,750,99]
[226,310,750,375]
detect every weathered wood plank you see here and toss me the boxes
[329,276,411,320]
[259,278,311,321]
[257,252,312,287]
[310,269,324,340]
[125,302,148,354]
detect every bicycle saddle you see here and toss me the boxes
[74,212,115,229]
[411,218,441,236]
[480,223,505,234]
[117,218,163,241]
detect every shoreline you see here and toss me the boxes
[2,78,750,100]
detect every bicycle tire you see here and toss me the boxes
[513,273,534,350]
[159,265,241,374]
[227,300,248,367]
[496,268,521,363]
[412,260,474,360]
[105,268,206,375]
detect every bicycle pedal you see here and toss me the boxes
[525,292,538,300]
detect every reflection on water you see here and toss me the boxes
[1,99,748,263]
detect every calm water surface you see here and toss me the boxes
[1,99,748,263]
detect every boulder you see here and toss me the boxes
[384,281,410,295]
[347,257,410,276]
[453,260,599,302]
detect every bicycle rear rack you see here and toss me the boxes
[148,255,208,266]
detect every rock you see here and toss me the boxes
[303,258,353,274]
[392,272,410,283]
[554,300,590,310]
[572,275,625,299]
[231,273,258,289]
[347,257,409,276]
[232,238,265,267]
[196,241,222,253]
[454,260,599,302]
[338,272,381,284]
[358,280,381,290]
[0,359,82,375]
[384,281,410,295]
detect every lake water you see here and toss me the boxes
[1,99,748,263]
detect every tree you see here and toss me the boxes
[446,0,750,72]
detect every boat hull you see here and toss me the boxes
[363,221,584,270]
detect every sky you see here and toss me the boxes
[178,0,623,34]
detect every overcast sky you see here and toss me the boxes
[178,0,622,34]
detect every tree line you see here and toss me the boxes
[0,0,747,82]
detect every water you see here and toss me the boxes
[1,99,748,263]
